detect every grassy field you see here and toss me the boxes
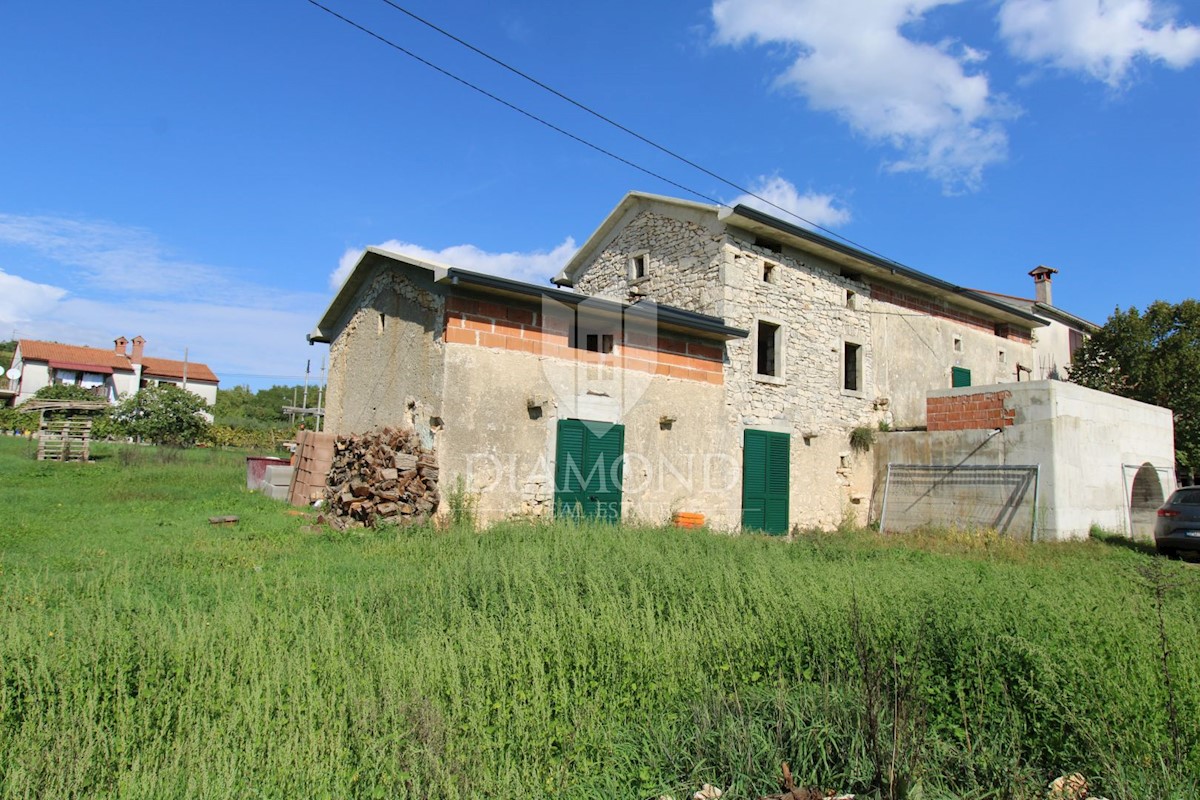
[1,435,1198,800]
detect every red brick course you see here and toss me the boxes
[927,391,1016,431]
[442,294,725,385]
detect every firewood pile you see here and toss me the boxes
[324,428,440,528]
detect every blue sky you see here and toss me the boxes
[2,0,1197,389]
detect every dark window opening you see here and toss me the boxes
[763,262,777,283]
[844,343,861,391]
[585,333,614,354]
[841,269,861,282]
[631,254,647,280]
[846,290,856,309]
[994,323,1010,338]
[754,236,782,254]
[1068,329,1084,358]
[757,321,780,376]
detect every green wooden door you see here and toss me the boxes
[554,419,624,522]
[741,429,790,534]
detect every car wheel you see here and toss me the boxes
[1157,547,1181,560]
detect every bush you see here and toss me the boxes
[112,384,210,447]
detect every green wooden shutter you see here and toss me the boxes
[952,367,971,388]
[554,419,624,522]
[555,420,587,519]
[588,423,624,522]
[742,429,790,535]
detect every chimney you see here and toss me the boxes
[131,335,145,364]
[1029,265,1058,306]
[114,336,128,356]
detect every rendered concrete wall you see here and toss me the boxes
[875,381,1175,540]
[440,344,737,527]
[1030,317,1077,381]
[323,266,446,437]
[869,289,1036,427]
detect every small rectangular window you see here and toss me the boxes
[763,262,777,283]
[843,342,861,391]
[628,253,648,281]
[952,366,971,388]
[846,290,857,309]
[994,323,1010,339]
[998,349,1007,364]
[757,321,780,376]
[953,335,963,353]
[585,333,614,354]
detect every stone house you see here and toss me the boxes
[311,192,1173,536]
[4,337,219,408]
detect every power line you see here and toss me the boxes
[304,0,722,206]
[350,0,908,267]
[371,0,851,239]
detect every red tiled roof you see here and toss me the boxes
[18,340,131,370]
[18,339,219,384]
[140,357,219,384]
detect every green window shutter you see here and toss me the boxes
[555,420,587,519]
[952,367,971,388]
[554,419,624,522]
[742,429,790,534]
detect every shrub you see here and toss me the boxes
[112,383,210,447]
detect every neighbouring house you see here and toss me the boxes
[3,336,219,409]
[309,191,1176,539]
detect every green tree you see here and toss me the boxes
[1069,300,1200,471]
[113,384,211,447]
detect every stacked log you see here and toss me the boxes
[325,428,440,528]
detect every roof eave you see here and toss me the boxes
[308,247,452,344]
[723,204,1048,329]
[447,268,747,340]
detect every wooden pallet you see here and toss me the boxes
[38,417,93,462]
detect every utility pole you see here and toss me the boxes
[316,356,326,432]
[291,388,297,425]
[301,359,311,427]
[182,347,189,391]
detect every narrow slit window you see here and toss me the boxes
[763,262,777,283]
[953,335,963,353]
[757,321,780,377]
[846,290,857,309]
[844,342,861,392]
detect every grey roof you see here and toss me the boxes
[308,246,747,344]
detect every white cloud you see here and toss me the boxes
[332,237,579,290]
[732,175,852,228]
[998,0,1200,86]
[711,0,1014,192]
[0,269,67,327]
[0,213,330,387]
[0,214,229,298]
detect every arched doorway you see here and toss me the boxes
[1129,462,1165,539]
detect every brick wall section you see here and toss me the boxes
[288,430,336,506]
[870,284,1033,343]
[442,295,724,385]
[927,391,1017,431]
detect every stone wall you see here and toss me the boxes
[573,208,725,314]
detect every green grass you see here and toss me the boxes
[1,436,1198,799]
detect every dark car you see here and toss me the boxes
[1155,486,1200,558]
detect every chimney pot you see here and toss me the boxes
[1029,265,1058,306]
[114,336,128,356]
